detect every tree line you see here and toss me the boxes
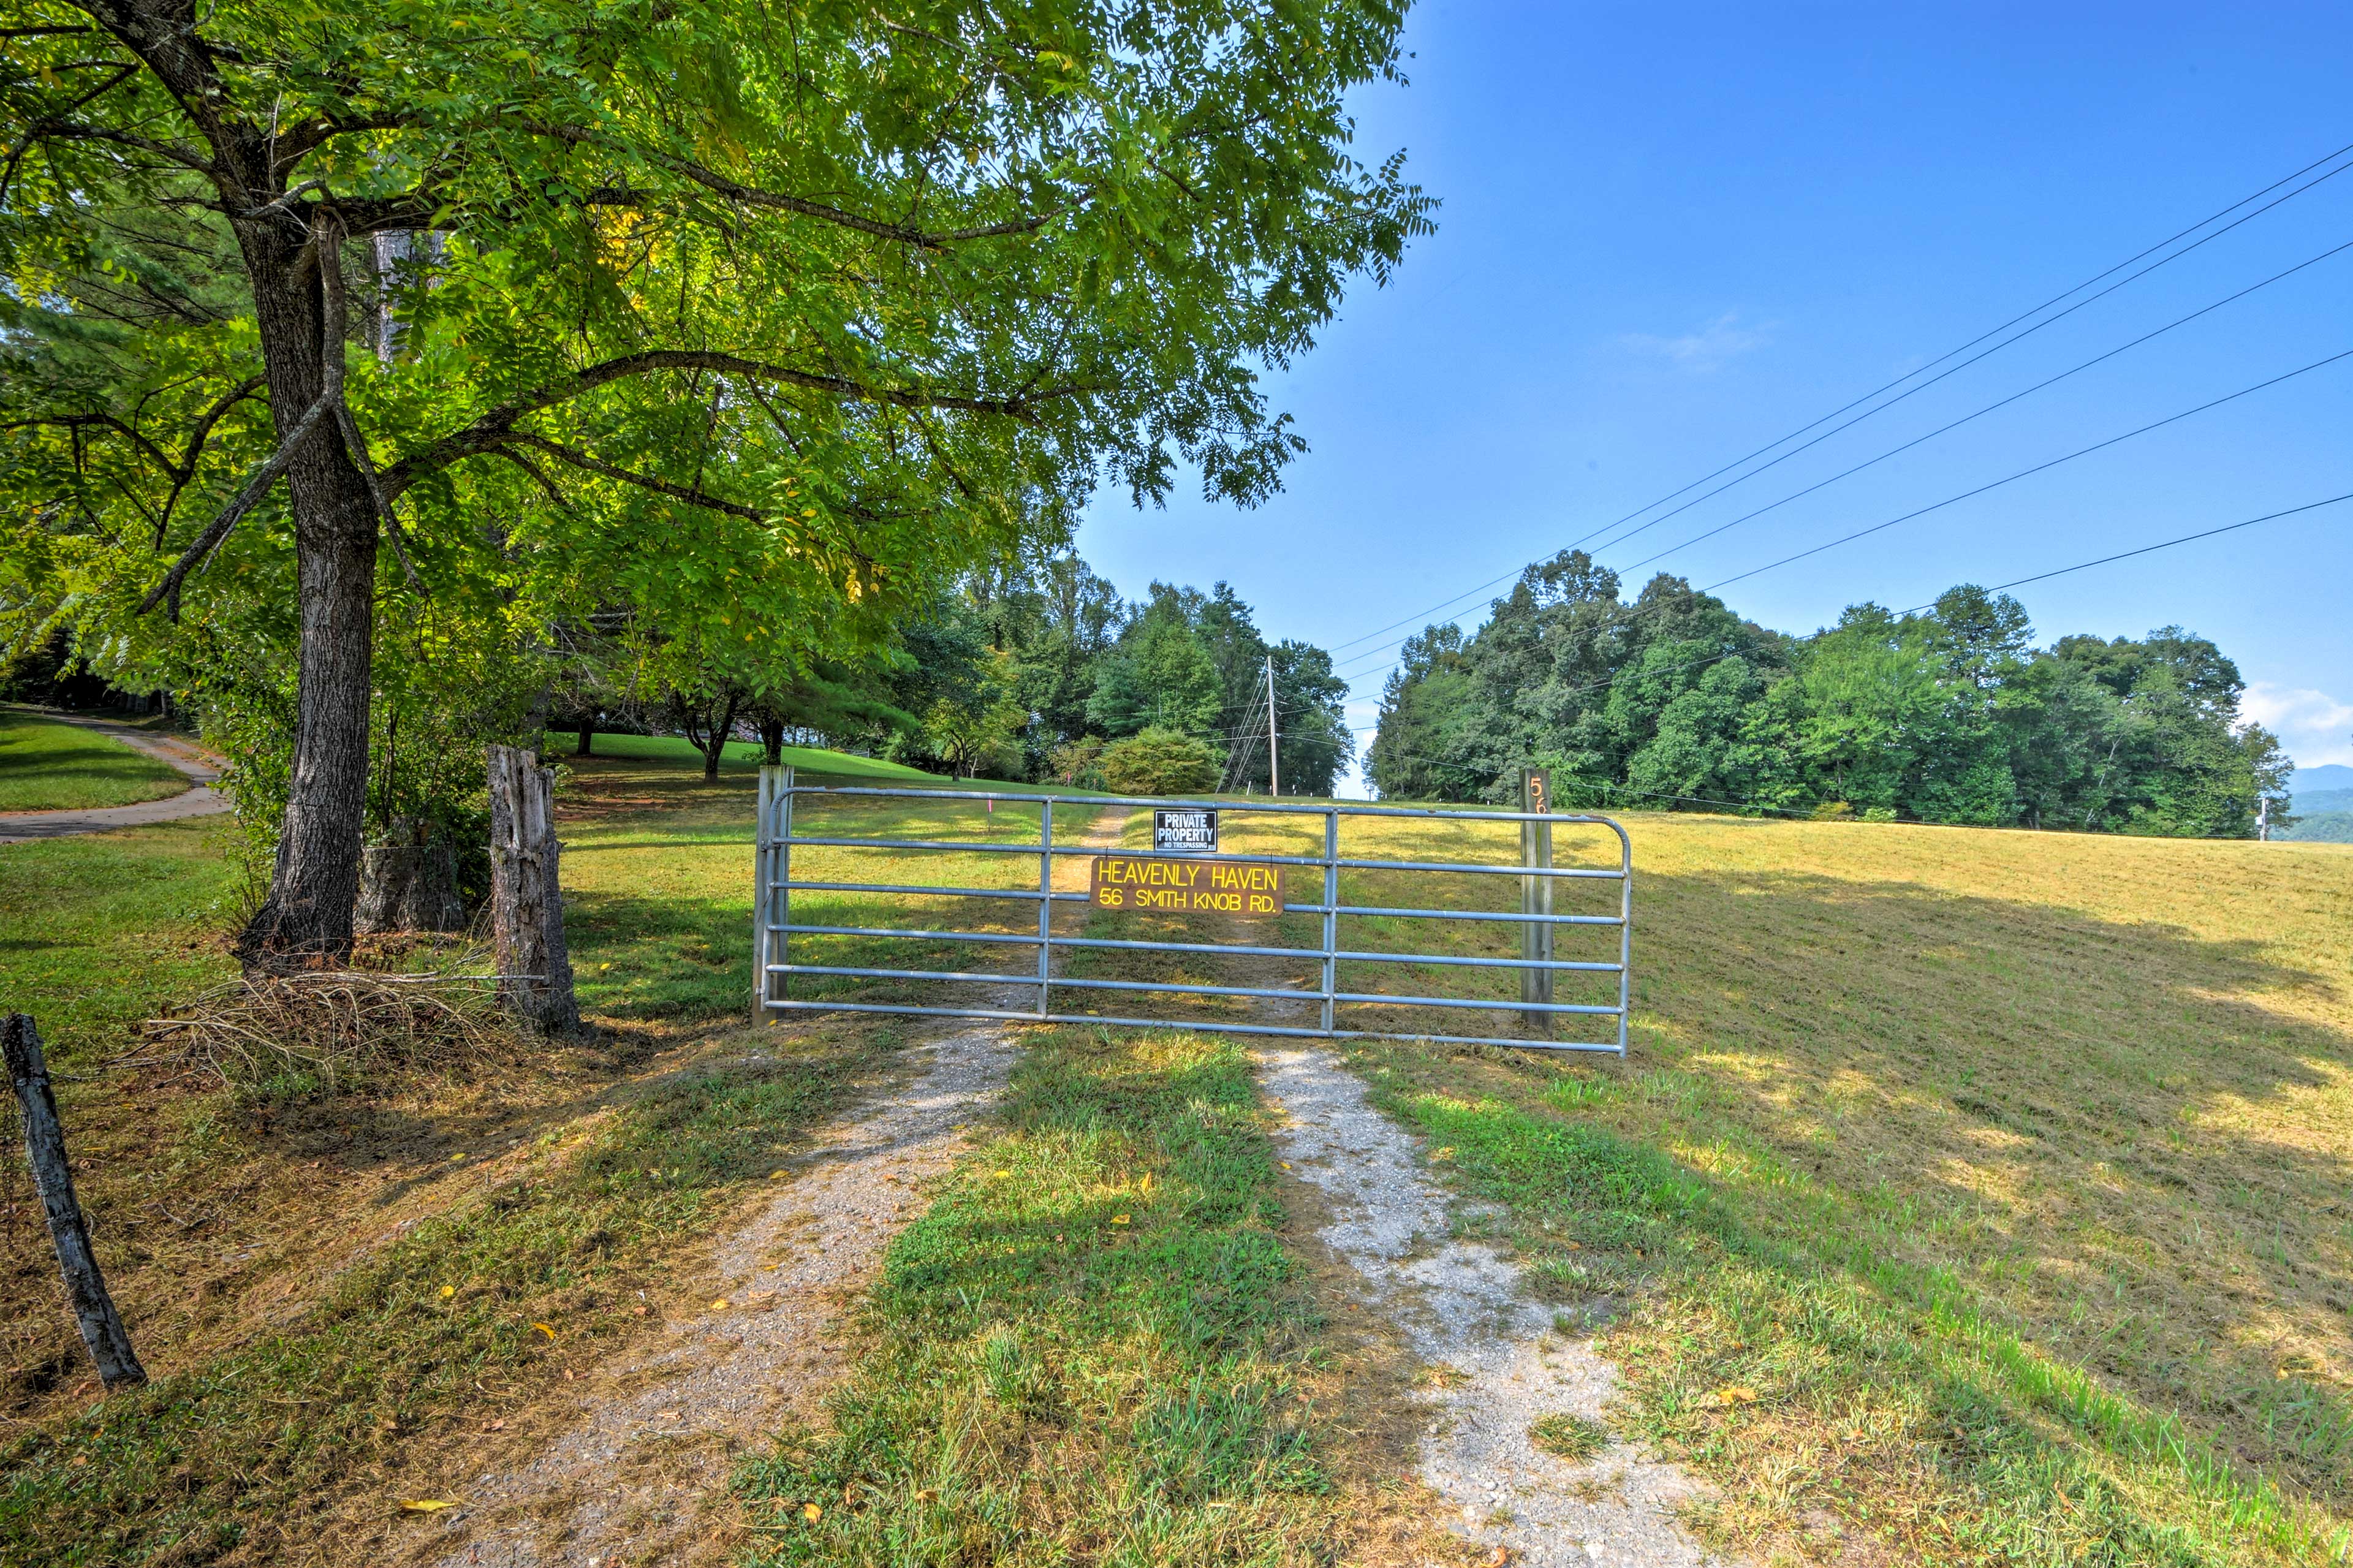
[1366,550,2292,837]
[544,551,1354,798]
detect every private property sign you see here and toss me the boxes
[1089,854,1284,917]
[1153,807,1219,852]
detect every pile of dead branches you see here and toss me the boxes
[132,960,523,1094]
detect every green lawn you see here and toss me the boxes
[0,710,188,812]
[0,816,240,1068]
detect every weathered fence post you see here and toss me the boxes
[488,744,582,1034]
[1520,766,1553,1036]
[2,1015,146,1390]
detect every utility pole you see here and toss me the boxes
[1266,654,1279,797]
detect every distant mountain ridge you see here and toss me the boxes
[2289,764,2353,804]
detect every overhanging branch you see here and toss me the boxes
[384,349,1083,494]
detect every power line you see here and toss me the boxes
[1699,344,2353,593]
[1616,235,2353,575]
[1320,137,2353,663]
[1574,158,2353,562]
[1567,141,2353,555]
[1330,344,2353,682]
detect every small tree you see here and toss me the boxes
[1097,727,1219,795]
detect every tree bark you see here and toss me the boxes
[575,714,596,757]
[232,219,382,967]
[699,691,740,780]
[2,1015,146,1390]
[488,745,582,1034]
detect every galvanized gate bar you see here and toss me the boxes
[754,769,1634,1055]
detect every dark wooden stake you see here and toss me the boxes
[2,1014,146,1390]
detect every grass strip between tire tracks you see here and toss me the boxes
[735,1023,1361,1567]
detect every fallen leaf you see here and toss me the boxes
[1110,1214,1130,1225]
[656,1410,681,1421]
[1488,1548,1512,1566]
[632,1306,648,1316]
[770,1170,786,1180]
[993,1169,1010,1179]
[1699,1385,1759,1409]
[1430,1146,1455,1162]
[401,1499,461,1513]
[481,1419,506,1432]
[1279,1161,1293,1170]
[449,1153,467,1164]
[803,1502,823,1522]
[1139,1172,1153,1194]
[710,1298,731,1311]
[531,1322,556,1340]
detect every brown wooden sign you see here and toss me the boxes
[1089,855,1284,917]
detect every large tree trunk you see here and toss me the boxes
[232,221,382,966]
[575,714,596,757]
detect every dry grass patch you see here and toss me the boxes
[1320,811,2353,1564]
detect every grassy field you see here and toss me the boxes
[5,750,2351,1564]
[0,709,188,812]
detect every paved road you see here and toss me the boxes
[0,708,233,844]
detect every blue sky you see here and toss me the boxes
[1072,1,2353,795]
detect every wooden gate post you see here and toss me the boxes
[2,1015,146,1390]
[488,744,582,1035]
[1519,767,1553,1036]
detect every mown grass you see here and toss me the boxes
[733,1023,1365,1567]
[1325,814,2353,1565]
[0,709,188,812]
[0,816,240,1068]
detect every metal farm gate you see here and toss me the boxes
[752,767,1632,1054]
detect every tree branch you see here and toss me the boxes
[382,349,1078,494]
[135,391,330,616]
[502,433,767,523]
[526,122,1066,249]
[0,62,145,204]
[20,118,215,175]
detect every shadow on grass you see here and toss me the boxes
[0,1020,905,1566]
[1358,864,2353,1562]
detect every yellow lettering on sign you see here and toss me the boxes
[1088,856,1284,919]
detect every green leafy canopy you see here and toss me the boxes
[1,0,1432,722]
